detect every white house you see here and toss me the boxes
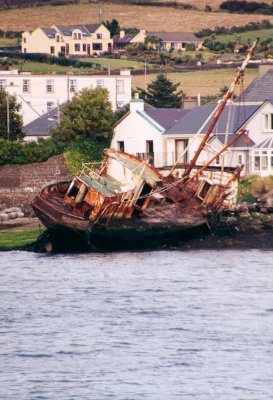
[0,70,131,125]
[112,97,189,168]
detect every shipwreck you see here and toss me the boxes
[31,40,258,252]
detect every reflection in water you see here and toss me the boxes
[1,249,273,399]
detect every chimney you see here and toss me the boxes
[130,93,144,112]
[120,30,125,39]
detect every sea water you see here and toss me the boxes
[0,249,273,399]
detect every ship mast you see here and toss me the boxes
[180,38,259,179]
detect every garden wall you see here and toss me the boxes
[0,155,72,215]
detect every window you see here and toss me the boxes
[47,101,54,112]
[23,48,26,53]
[23,79,30,93]
[116,79,124,94]
[23,37,26,43]
[83,43,87,52]
[69,79,77,93]
[73,33,77,39]
[0,79,6,90]
[46,79,54,93]
[264,113,273,130]
[117,141,124,151]
[238,154,243,164]
[56,35,60,42]
[50,46,55,54]
[93,43,102,51]
[96,79,104,88]
[74,43,81,52]
[61,46,66,53]
[96,33,102,39]
[78,33,81,39]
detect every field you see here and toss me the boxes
[209,28,273,45]
[79,57,156,70]
[2,3,273,32]
[132,67,259,97]
[154,0,273,10]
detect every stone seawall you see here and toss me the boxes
[0,156,72,215]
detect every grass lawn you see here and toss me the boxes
[211,28,273,45]
[0,227,44,250]
[133,67,259,97]
[2,3,273,32]
[10,62,95,74]
[79,57,156,70]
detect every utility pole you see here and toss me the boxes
[6,93,10,139]
[144,59,147,91]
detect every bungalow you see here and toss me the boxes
[146,31,203,51]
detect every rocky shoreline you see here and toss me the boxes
[1,201,273,252]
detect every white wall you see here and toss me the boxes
[0,71,131,125]
[245,101,273,144]
[112,100,165,167]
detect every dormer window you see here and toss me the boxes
[73,32,77,39]
[78,33,81,39]
[56,35,60,42]
[97,33,102,39]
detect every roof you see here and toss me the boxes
[254,136,273,149]
[54,24,101,37]
[211,133,255,148]
[24,105,64,137]
[145,108,190,129]
[113,33,137,44]
[236,69,273,103]
[165,103,259,135]
[147,32,203,43]
[40,27,57,38]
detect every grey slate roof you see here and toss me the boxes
[113,33,136,44]
[41,27,57,38]
[55,24,101,37]
[145,108,190,130]
[212,134,255,148]
[165,103,259,135]
[147,32,203,43]
[24,105,64,137]
[254,136,273,149]
[236,69,273,103]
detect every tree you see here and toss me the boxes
[103,19,120,37]
[52,87,114,143]
[138,74,184,108]
[0,90,24,140]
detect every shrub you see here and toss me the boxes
[64,138,110,174]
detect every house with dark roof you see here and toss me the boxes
[164,102,259,173]
[21,23,113,56]
[146,31,203,51]
[112,97,189,168]
[24,104,64,141]
[113,30,146,51]
[236,68,273,105]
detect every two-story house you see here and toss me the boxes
[21,23,113,56]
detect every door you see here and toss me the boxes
[87,44,91,55]
[175,139,188,164]
[146,140,154,164]
[66,44,69,55]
